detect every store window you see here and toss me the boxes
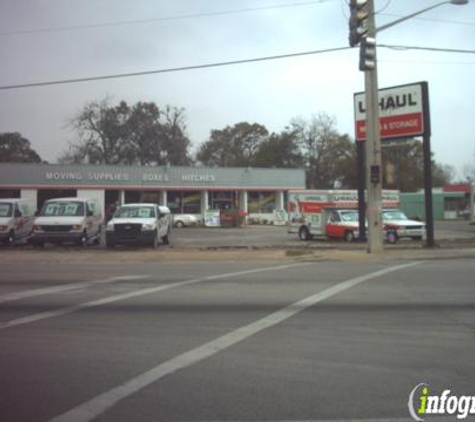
[142,191,161,204]
[167,191,182,214]
[182,192,201,214]
[0,189,20,199]
[167,191,201,214]
[248,192,276,213]
[209,191,235,211]
[124,191,142,203]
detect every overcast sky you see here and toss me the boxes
[0,0,474,176]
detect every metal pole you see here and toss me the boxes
[423,132,435,247]
[421,82,435,248]
[357,140,366,241]
[364,0,383,253]
[376,1,450,33]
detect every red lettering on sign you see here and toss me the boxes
[356,112,424,141]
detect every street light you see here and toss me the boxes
[377,0,469,33]
[353,0,469,253]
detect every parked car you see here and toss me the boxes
[29,197,102,247]
[0,198,36,246]
[105,203,172,248]
[382,209,425,244]
[173,214,200,227]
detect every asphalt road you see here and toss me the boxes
[0,257,474,422]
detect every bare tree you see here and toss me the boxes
[291,113,355,188]
[60,98,192,166]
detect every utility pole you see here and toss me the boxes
[363,0,383,253]
[349,0,469,253]
[349,0,383,253]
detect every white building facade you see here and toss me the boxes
[0,164,306,222]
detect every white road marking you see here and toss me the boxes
[0,275,149,303]
[48,261,421,422]
[0,263,310,331]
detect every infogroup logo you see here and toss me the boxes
[408,383,475,421]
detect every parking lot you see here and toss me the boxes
[2,219,474,252]
[171,220,475,249]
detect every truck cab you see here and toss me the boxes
[326,209,360,242]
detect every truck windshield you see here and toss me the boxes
[40,201,85,217]
[383,211,408,221]
[0,203,12,218]
[340,211,358,222]
[114,206,155,219]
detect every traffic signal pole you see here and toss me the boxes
[364,0,383,253]
[349,0,468,252]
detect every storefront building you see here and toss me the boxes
[0,163,306,221]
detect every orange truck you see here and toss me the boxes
[287,189,402,241]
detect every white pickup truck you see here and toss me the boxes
[105,203,172,248]
[383,209,425,244]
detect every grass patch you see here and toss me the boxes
[285,249,313,257]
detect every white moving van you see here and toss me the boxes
[0,198,36,246]
[105,203,172,248]
[29,197,102,247]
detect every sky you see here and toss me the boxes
[0,0,474,177]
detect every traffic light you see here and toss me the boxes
[359,36,376,71]
[349,0,369,47]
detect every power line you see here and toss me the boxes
[0,46,350,91]
[0,0,335,37]
[1,43,474,92]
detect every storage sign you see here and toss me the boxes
[354,82,428,142]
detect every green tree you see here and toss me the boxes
[253,130,303,168]
[291,113,356,188]
[60,98,192,165]
[197,122,268,167]
[382,140,454,191]
[0,132,42,163]
[432,163,455,187]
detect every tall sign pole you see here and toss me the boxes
[350,1,468,251]
[349,0,383,253]
[364,0,383,253]
[421,82,435,248]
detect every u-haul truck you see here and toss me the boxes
[287,190,400,241]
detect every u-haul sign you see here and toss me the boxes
[354,82,428,142]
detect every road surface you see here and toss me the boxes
[0,257,474,422]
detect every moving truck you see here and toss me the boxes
[287,190,401,241]
[0,198,36,246]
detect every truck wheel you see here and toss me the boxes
[4,230,15,246]
[93,226,102,246]
[161,230,170,245]
[77,231,88,247]
[299,226,311,241]
[344,231,355,242]
[387,231,398,244]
